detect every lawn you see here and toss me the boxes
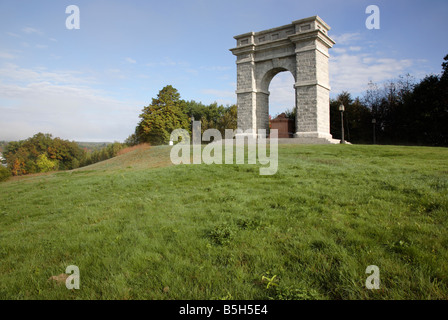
[0,144,447,299]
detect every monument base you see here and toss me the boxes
[276,137,341,144]
[234,132,342,144]
[290,131,340,144]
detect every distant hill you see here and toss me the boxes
[0,140,113,154]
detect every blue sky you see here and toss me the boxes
[1,0,447,141]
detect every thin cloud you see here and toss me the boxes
[145,58,189,67]
[22,27,43,35]
[105,68,128,80]
[6,32,21,38]
[201,66,231,72]
[330,53,418,95]
[328,30,427,96]
[333,48,347,54]
[331,33,361,45]
[50,54,61,60]
[0,63,96,85]
[125,57,136,64]
[0,52,17,59]
[184,68,198,75]
[0,65,141,141]
[202,89,234,97]
[200,88,235,106]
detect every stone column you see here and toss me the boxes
[255,90,269,137]
[233,33,258,136]
[290,17,335,139]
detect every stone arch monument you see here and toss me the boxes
[230,16,338,143]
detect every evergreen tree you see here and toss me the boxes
[136,85,190,145]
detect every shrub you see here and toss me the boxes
[0,165,11,182]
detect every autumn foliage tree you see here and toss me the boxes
[10,159,25,176]
[4,133,85,175]
[36,154,58,172]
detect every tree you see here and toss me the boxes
[79,142,126,167]
[330,92,372,143]
[124,133,139,146]
[441,54,448,82]
[404,73,448,146]
[183,100,209,122]
[362,75,416,144]
[11,158,26,176]
[36,154,58,172]
[136,85,190,145]
[330,91,353,141]
[359,56,448,146]
[283,107,297,121]
[217,104,238,136]
[4,133,88,175]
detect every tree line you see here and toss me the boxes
[329,54,448,146]
[0,133,126,178]
[126,85,237,146]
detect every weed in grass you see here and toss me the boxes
[261,272,279,289]
[236,217,263,231]
[269,286,321,300]
[208,223,236,246]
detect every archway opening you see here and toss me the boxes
[268,71,296,137]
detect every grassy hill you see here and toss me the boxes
[0,144,447,299]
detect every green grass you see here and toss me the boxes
[0,144,447,300]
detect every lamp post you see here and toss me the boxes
[339,104,345,144]
[372,118,376,144]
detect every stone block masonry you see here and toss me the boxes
[230,16,338,143]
